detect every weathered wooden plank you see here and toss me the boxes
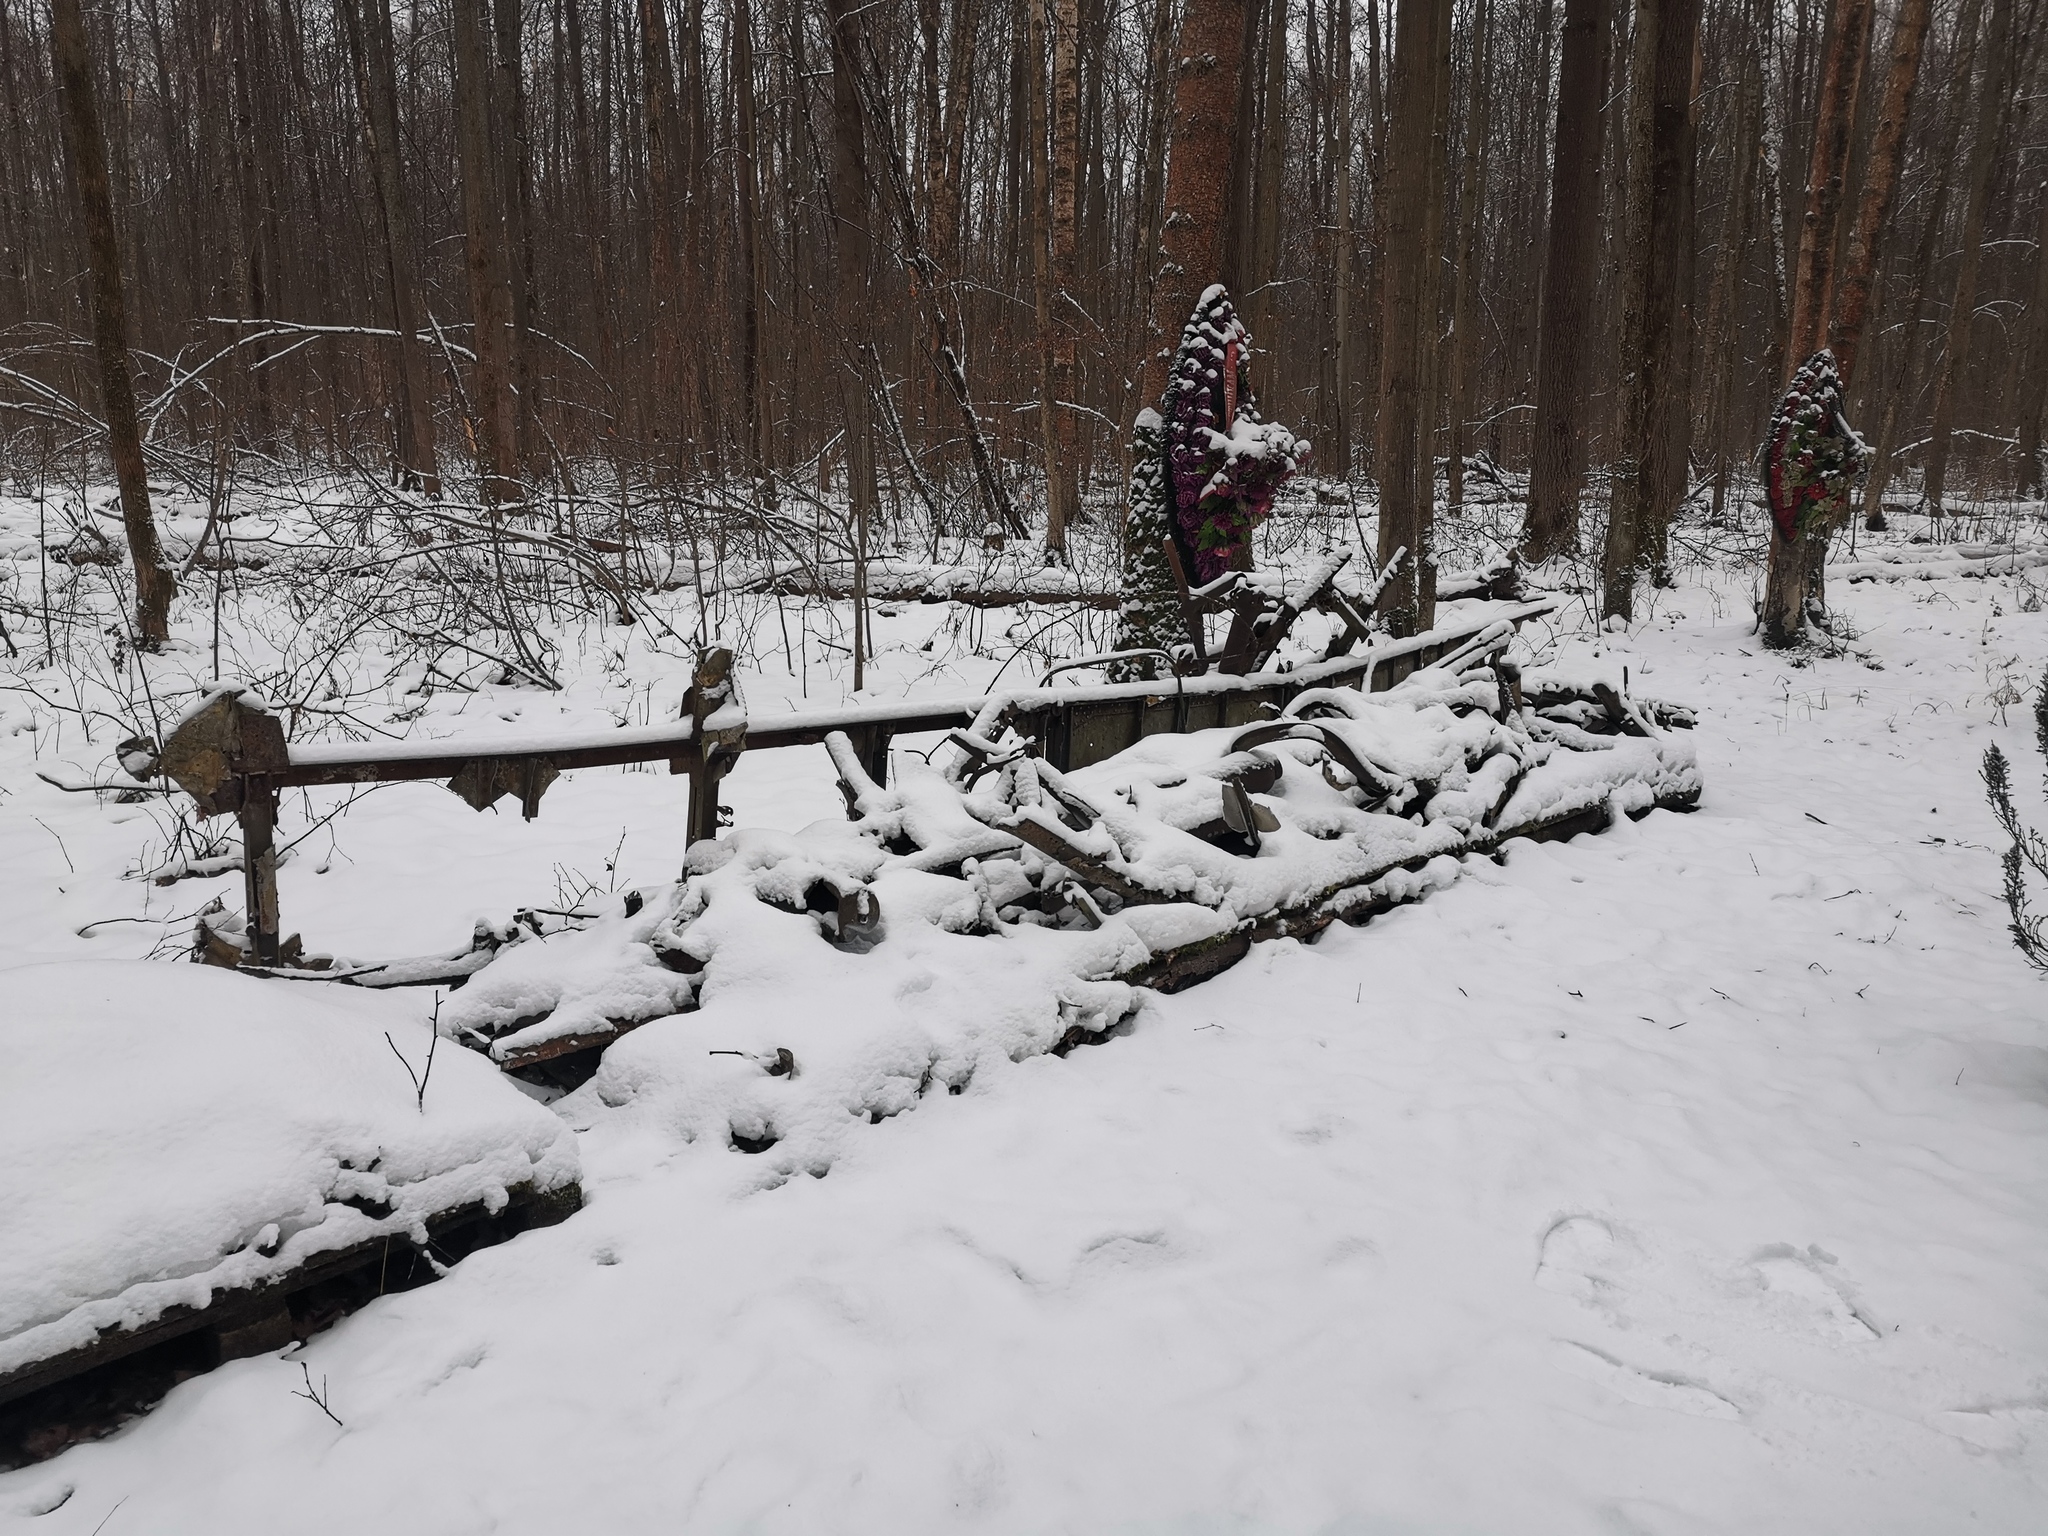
[253,603,1556,791]
[0,1179,580,1465]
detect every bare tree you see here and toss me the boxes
[1786,0,1874,364]
[2019,184,2048,498]
[1375,0,1451,636]
[1445,0,1488,512]
[827,0,880,686]
[50,0,175,647]
[1525,0,1611,564]
[340,0,439,496]
[1141,0,1247,409]
[1599,0,1659,620]
[1830,0,1934,388]
[1923,0,2015,514]
[451,0,519,501]
[1048,0,1081,552]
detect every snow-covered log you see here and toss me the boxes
[0,963,581,1457]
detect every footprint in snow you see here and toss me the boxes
[1553,1340,1741,1421]
[1743,1245,1880,1341]
[1936,1400,2048,1455]
[1535,1214,1640,1312]
[1075,1230,1175,1276]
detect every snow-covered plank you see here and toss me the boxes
[0,964,581,1419]
[257,601,1558,787]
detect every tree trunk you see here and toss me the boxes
[0,0,27,326]
[1859,19,1976,530]
[1375,0,1450,637]
[1763,0,1894,647]
[1639,0,1700,588]
[224,0,275,453]
[1829,0,1930,388]
[735,0,770,490]
[452,0,520,501]
[1120,0,1175,464]
[1025,0,1061,552]
[1923,0,2013,514]
[1703,11,1763,524]
[825,0,879,689]
[1785,0,1874,367]
[1141,0,1247,408]
[1411,0,1451,585]
[1445,0,1488,512]
[341,0,440,496]
[491,0,538,472]
[1250,0,1288,345]
[1322,0,1354,480]
[1049,0,1081,552]
[638,0,681,457]
[50,0,175,647]
[930,0,976,278]
[1524,0,1611,563]
[2018,183,2048,497]
[1599,0,1658,620]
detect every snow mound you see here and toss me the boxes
[0,962,580,1382]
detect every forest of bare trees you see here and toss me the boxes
[1,0,2044,636]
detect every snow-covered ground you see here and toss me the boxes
[2,484,2045,1531]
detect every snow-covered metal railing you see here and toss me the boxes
[153,599,1558,967]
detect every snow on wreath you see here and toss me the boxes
[1160,285,1309,583]
[1760,348,1867,543]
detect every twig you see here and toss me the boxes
[31,815,74,872]
[384,992,442,1113]
[291,1361,344,1427]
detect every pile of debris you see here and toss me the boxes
[441,644,1700,1094]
